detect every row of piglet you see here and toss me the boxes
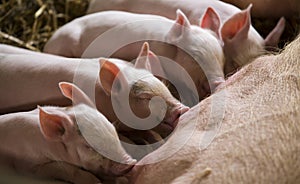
[45,0,285,98]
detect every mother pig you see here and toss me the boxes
[129,34,300,183]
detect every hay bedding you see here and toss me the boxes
[0,0,89,51]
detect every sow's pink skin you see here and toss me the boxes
[87,0,286,74]
[127,34,300,184]
[0,82,136,184]
[0,43,189,134]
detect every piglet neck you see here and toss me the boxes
[94,83,118,122]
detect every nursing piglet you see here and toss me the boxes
[0,82,136,184]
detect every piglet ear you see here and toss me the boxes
[59,82,96,108]
[99,59,127,95]
[167,9,191,42]
[174,9,191,27]
[200,7,221,38]
[135,42,166,78]
[221,4,252,42]
[135,42,152,71]
[39,106,73,141]
[148,50,166,78]
[264,17,285,48]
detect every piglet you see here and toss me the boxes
[0,43,62,58]
[0,82,136,184]
[0,44,39,54]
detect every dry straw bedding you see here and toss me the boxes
[0,0,89,51]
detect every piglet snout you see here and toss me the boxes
[165,105,190,128]
[202,77,225,96]
[108,155,137,176]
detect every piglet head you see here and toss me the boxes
[39,82,136,178]
[133,43,190,137]
[166,9,225,100]
[221,4,265,74]
[99,42,189,136]
[220,4,285,75]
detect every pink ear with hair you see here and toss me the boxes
[147,50,166,79]
[167,9,191,41]
[264,17,285,47]
[99,59,127,95]
[135,42,166,78]
[135,42,152,71]
[59,82,95,108]
[200,7,221,38]
[221,4,252,42]
[174,9,191,28]
[39,106,73,141]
